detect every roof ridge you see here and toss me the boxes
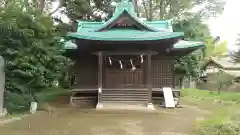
[94,9,159,32]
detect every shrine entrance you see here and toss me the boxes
[105,55,145,88]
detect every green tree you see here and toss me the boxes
[174,55,199,78]
[212,40,228,56]
[138,0,225,20]
[231,34,240,63]
[216,70,233,94]
[51,0,119,21]
[173,15,214,78]
[173,15,215,57]
[0,0,72,112]
[41,0,225,23]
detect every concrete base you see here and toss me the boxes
[147,103,156,110]
[96,102,103,109]
[96,103,156,112]
[0,108,7,117]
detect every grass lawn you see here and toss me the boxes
[181,89,240,135]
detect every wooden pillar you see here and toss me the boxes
[96,52,103,109]
[172,59,176,88]
[147,54,152,103]
[147,54,154,110]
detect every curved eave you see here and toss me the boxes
[172,45,204,51]
[174,41,204,49]
[169,45,204,56]
[64,41,78,49]
[94,9,159,32]
[67,32,184,41]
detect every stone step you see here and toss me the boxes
[102,101,148,104]
[96,103,155,111]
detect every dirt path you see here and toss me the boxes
[0,104,209,135]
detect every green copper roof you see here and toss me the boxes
[75,0,172,32]
[95,4,158,31]
[68,29,184,41]
[173,40,203,49]
[68,0,179,41]
[67,0,204,50]
[76,20,172,32]
[114,0,135,16]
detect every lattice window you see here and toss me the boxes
[152,58,174,88]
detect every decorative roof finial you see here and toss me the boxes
[113,0,136,16]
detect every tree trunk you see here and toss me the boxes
[148,0,153,20]
[32,0,45,13]
[133,0,139,17]
[71,21,78,32]
[218,82,222,95]
[159,0,165,19]
[142,0,149,19]
[39,0,45,13]
[180,77,184,89]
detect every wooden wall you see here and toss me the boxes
[73,54,98,88]
[72,54,175,89]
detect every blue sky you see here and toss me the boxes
[208,0,240,50]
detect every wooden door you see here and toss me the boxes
[105,57,145,88]
[105,69,144,88]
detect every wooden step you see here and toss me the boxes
[102,91,148,94]
[102,96,148,99]
[71,97,97,100]
[102,88,147,90]
[102,97,148,101]
[101,89,149,103]
[102,94,148,98]
[102,93,148,96]
[102,96,148,100]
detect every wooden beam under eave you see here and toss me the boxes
[93,50,158,56]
